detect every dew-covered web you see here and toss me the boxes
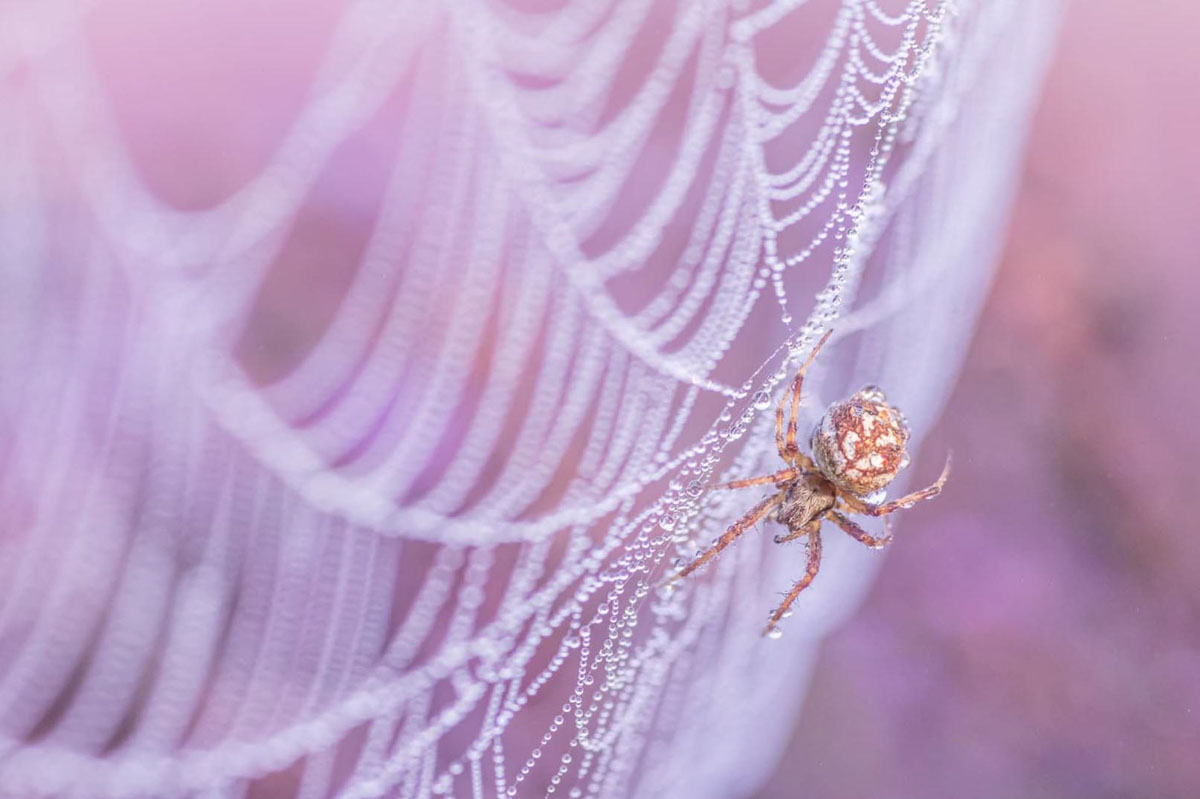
[0,1,1058,797]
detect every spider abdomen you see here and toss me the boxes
[811,385,911,497]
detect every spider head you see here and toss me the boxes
[778,472,836,530]
[810,385,911,498]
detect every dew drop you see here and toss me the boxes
[767,628,784,640]
[752,390,772,410]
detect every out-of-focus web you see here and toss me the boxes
[0,1,1058,797]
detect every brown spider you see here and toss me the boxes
[666,331,951,637]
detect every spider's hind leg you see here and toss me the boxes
[775,330,832,466]
[857,455,952,517]
[827,510,892,549]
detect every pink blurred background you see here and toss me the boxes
[4,1,1197,796]
[755,2,1200,796]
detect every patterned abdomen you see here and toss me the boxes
[811,386,911,497]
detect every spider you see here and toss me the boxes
[666,330,951,637]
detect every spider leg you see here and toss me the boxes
[826,510,892,549]
[773,518,820,545]
[792,451,817,472]
[763,529,823,636]
[777,330,832,465]
[854,454,952,517]
[774,380,790,463]
[709,467,799,492]
[665,492,784,586]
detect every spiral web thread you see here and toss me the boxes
[0,1,1058,797]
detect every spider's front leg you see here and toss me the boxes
[773,517,819,545]
[708,467,798,493]
[764,527,822,636]
[665,492,784,586]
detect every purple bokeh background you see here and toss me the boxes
[3,1,1195,796]
[756,2,1200,796]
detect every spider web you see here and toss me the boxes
[0,1,1058,797]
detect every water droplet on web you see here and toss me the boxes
[752,390,772,410]
[686,480,704,497]
[659,515,677,532]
